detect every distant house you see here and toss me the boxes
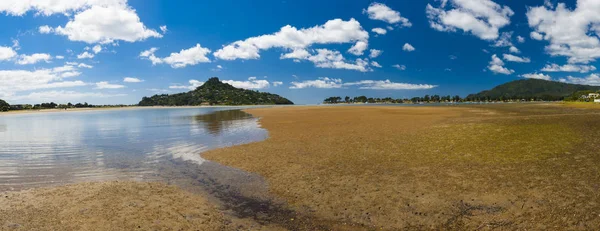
[589,93,600,98]
[595,99,600,103]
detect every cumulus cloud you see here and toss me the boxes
[541,63,596,73]
[16,53,52,65]
[371,28,387,35]
[363,2,411,26]
[343,79,437,90]
[402,43,415,52]
[527,0,600,63]
[223,77,271,89]
[369,49,382,58]
[77,51,94,59]
[6,1,162,44]
[272,81,283,87]
[139,44,211,68]
[78,63,93,68]
[392,64,406,70]
[169,80,204,91]
[55,55,65,59]
[8,90,126,103]
[95,81,125,89]
[348,41,368,55]
[213,18,368,60]
[92,45,102,54]
[39,25,53,34]
[520,73,551,80]
[123,77,143,83]
[426,0,514,40]
[509,46,520,54]
[160,25,167,33]
[305,49,370,72]
[517,35,525,43]
[371,61,382,68]
[488,54,514,74]
[0,64,89,97]
[290,77,342,89]
[559,74,600,86]
[0,46,17,61]
[503,54,530,63]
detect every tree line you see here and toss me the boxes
[0,100,130,112]
[324,95,463,104]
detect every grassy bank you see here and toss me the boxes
[203,104,600,229]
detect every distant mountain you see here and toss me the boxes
[466,79,600,101]
[138,77,294,106]
[0,99,9,111]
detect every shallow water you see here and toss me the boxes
[0,107,268,191]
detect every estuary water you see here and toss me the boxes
[0,107,268,192]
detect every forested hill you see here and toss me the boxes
[466,79,600,101]
[0,99,9,111]
[138,77,294,106]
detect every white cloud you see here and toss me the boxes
[8,90,126,103]
[92,45,102,54]
[78,63,93,68]
[273,81,283,87]
[95,81,124,89]
[222,77,271,89]
[503,54,530,63]
[488,54,514,74]
[527,1,600,63]
[160,25,167,33]
[541,63,596,73]
[216,65,222,69]
[369,49,382,58]
[53,5,161,44]
[305,49,370,72]
[402,43,415,52]
[77,51,94,59]
[123,77,143,83]
[16,53,52,65]
[517,35,525,43]
[492,31,513,47]
[509,46,520,54]
[39,25,53,34]
[169,79,204,91]
[139,44,211,68]
[348,41,368,55]
[371,28,387,35]
[530,31,543,40]
[280,49,310,60]
[520,73,551,80]
[343,80,437,90]
[0,64,89,97]
[426,0,514,40]
[11,39,19,50]
[363,2,411,26]
[0,0,127,16]
[0,46,17,61]
[213,18,368,60]
[290,77,342,89]
[56,55,65,59]
[559,74,600,86]
[371,61,382,68]
[392,64,406,70]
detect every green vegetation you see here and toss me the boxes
[466,79,600,101]
[324,95,462,104]
[0,99,9,112]
[139,77,294,106]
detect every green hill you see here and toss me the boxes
[0,99,9,111]
[138,77,294,106]
[466,79,600,101]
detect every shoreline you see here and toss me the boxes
[0,105,272,116]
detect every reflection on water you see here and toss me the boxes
[0,107,268,191]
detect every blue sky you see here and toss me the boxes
[0,0,598,104]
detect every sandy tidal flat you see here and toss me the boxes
[203,104,600,229]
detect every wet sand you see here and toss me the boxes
[203,104,600,229]
[0,181,255,230]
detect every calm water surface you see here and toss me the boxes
[0,107,268,191]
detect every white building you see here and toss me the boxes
[589,93,600,98]
[595,99,600,103]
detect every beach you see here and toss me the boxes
[2,104,600,230]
